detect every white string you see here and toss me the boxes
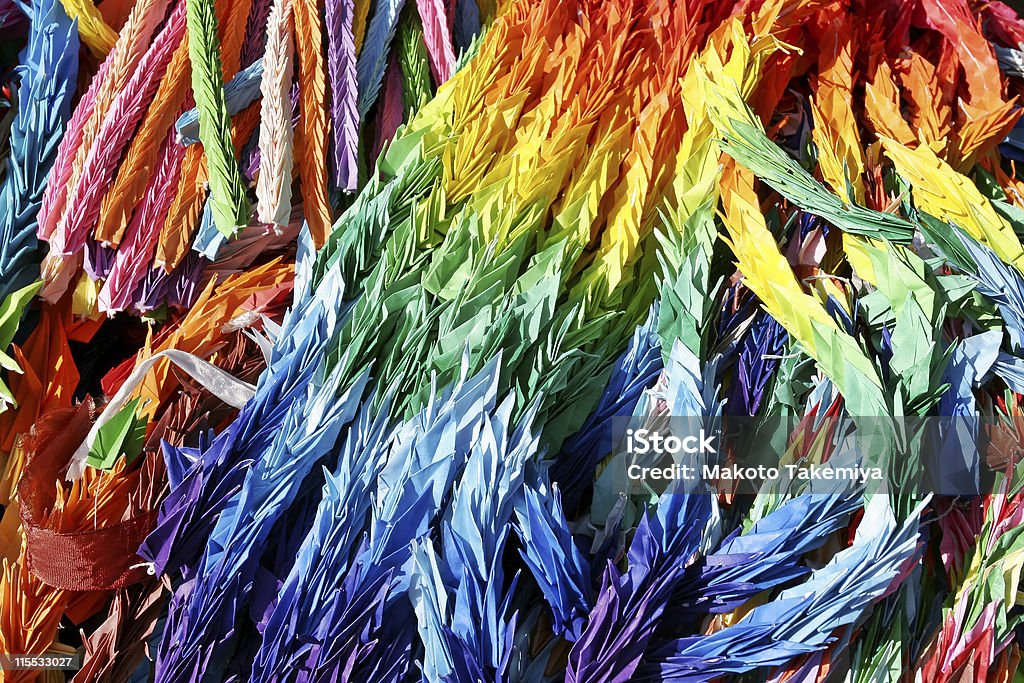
[65,349,256,481]
[128,561,157,576]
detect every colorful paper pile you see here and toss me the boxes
[5,0,1024,680]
